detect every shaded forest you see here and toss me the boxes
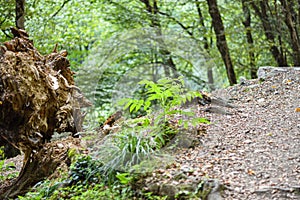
[0,0,300,199]
[2,0,300,119]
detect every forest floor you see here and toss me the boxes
[143,67,300,199]
[1,68,300,199]
[202,68,300,199]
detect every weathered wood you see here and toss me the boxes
[0,137,82,199]
[0,28,90,198]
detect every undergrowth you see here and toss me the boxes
[18,77,209,199]
[0,146,18,181]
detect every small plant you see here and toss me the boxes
[68,155,103,185]
[0,146,4,169]
[116,172,134,185]
[0,147,18,181]
[119,76,209,146]
[121,76,201,113]
[98,77,210,176]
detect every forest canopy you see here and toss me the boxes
[1,0,300,121]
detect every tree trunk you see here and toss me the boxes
[251,0,288,66]
[206,0,237,85]
[195,0,215,89]
[15,0,25,29]
[241,0,257,79]
[0,28,90,198]
[280,0,300,66]
[140,0,178,78]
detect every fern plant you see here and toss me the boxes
[96,76,209,180]
[119,76,209,149]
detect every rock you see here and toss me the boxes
[148,183,160,193]
[205,106,232,115]
[174,172,188,181]
[257,66,300,80]
[57,143,64,149]
[206,179,223,200]
[166,132,201,150]
[160,184,178,200]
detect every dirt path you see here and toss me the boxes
[194,68,300,199]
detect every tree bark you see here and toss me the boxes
[2,0,27,159]
[0,28,90,198]
[0,137,81,199]
[195,0,214,89]
[251,0,288,66]
[280,0,300,66]
[15,0,25,29]
[206,0,237,85]
[241,0,257,78]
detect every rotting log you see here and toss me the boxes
[0,28,91,199]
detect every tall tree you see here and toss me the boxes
[279,0,300,66]
[241,0,256,78]
[195,0,214,88]
[206,0,237,85]
[15,0,25,29]
[251,0,288,66]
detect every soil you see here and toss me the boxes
[201,68,300,199]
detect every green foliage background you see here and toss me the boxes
[1,0,299,122]
[2,1,299,198]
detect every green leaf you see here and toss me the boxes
[187,93,192,102]
[192,117,210,125]
[184,121,188,129]
[178,119,183,125]
[116,172,133,185]
[123,100,133,110]
[144,100,151,111]
[147,93,161,101]
[117,98,129,106]
[195,92,203,98]
[135,100,144,112]
[129,104,136,113]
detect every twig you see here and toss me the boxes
[49,0,71,20]
[1,29,12,39]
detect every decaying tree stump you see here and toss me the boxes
[0,28,91,199]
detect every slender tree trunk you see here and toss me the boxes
[15,0,25,29]
[195,0,214,89]
[251,0,288,66]
[140,0,178,78]
[206,0,237,85]
[280,0,300,66]
[298,0,300,25]
[241,0,256,78]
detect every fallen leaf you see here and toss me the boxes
[247,169,255,175]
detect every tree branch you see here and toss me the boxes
[157,10,194,37]
[49,0,71,20]
[1,29,13,39]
